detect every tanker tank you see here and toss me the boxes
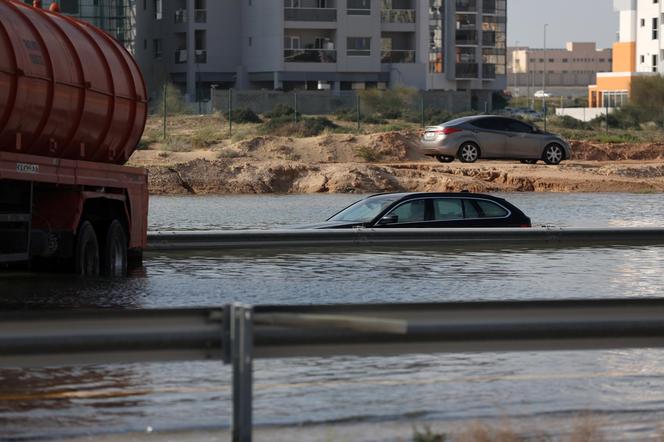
[0,0,147,165]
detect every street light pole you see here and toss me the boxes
[514,41,519,101]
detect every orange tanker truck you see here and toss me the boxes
[0,0,149,276]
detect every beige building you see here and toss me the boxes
[508,42,612,93]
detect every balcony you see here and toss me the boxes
[482,31,496,46]
[381,9,416,23]
[456,30,478,45]
[174,9,187,24]
[285,8,337,21]
[195,50,207,64]
[456,63,478,78]
[284,49,337,63]
[174,50,187,64]
[194,9,207,23]
[456,0,477,12]
[381,50,415,63]
[482,0,496,13]
[482,63,495,78]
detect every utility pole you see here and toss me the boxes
[543,24,548,132]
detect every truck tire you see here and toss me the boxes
[102,220,128,277]
[75,221,100,276]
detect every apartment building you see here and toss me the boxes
[28,0,137,51]
[508,42,612,90]
[134,0,507,105]
[588,0,660,108]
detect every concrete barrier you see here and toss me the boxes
[146,227,664,253]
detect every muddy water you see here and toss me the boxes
[2,193,664,440]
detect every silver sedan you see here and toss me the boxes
[420,115,572,165]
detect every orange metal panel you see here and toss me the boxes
[0,0,147,165]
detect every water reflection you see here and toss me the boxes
[3,193,664,438]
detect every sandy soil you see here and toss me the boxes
[128,132,664,195]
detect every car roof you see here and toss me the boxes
[366,192,506,201]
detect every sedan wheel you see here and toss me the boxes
[459,143,480,163]
[543,144,564,165]
[436,155,455,163]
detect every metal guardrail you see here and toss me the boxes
[6,299,664,440]
[146,227,664,253]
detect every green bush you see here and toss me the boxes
[152,82,187,115]
[334,109,386,124]
[355,146,381,162]
[358,87,417,117]
[264,104,300,119]
[262,116,338,137]
[403,108,461,126]
[226,108,262,124]
[552,115,592,130]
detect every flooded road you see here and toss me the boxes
[2,193,664,440]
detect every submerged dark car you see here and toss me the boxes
[301,192,531,229]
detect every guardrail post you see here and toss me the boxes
[231,304,254,442]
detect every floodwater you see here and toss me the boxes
[2,193,664,440]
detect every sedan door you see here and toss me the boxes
[468,117,509,158]
[503,119,544,159]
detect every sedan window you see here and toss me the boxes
[389,200,427,223]
[329,195,401,222]
[433,199,463,220]
[506,120,534,133]
[477,200,509,218]
[463,199,481,218]
[471,117,507,131]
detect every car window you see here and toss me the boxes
[471,117,507,131]
[505,120,533,133]
[433,199,463,220]
[329,195,401,222]
[477,200,509,218]
[463,199,481,218]
[389,200,427,224]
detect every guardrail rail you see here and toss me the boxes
[5,299,664,440]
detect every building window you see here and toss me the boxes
[641,55,645,63]
[347,0,370,15]
[562,58,568,62]
[653,17,659,39]
[153,0,163,20]
[653,54,658,72]
[641,18,646,26]
[195,30,207,63]
[60,0,79,13]
[347,37,371,56]
[153,39,162,59]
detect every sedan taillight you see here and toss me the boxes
[443,127,462,135]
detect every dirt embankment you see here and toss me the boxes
[129,133,664,195]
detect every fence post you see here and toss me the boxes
[420,95,425,128]
[231,304,254,442]
[356,94,361,132]
[294,92,298,124]
[605,99,609,133]
[228,88,233,137]
[162,83,167,140]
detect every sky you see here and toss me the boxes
[507,0,619,49]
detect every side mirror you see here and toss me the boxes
[377,214,398,226]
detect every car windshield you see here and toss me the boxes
[328,195,402,222]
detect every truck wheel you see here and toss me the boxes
[75,221,100,276]
[102,220,127,277]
